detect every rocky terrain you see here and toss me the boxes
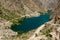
[0,0,60,40]
[28,0,60,40]
[0,0,59,25]
[28,14,60,40]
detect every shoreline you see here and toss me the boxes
[28,21,52,40]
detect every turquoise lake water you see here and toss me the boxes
[11,13,51,33]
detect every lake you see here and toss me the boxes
[11,13,51,33]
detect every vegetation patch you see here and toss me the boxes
[0,3,26,26]
[42,29,51,36]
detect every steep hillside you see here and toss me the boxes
[28,19,60,40]
[22,0,58,12]
[0,0,59,25]
[28,0,60,40]
[0,0,60,40]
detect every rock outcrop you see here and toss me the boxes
[0,18,17,40]
[0,0,59,17]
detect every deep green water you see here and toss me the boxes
[11,13,51,33]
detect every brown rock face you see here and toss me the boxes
[50,0,60,23]
[22,0,59,12]
[0,0,59,14]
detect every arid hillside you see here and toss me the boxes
[0,0,59,22]
[0,0,59,14]
[0,0,59,25]
[0,0,60,40]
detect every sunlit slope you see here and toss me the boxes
[0,0,59,25]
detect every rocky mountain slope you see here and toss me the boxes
[25,4,60,40]
[28,14,60,40]
[0,0,59,25]
[28,0,60,40]
[0,0,60,40]
[0,0,59,24]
